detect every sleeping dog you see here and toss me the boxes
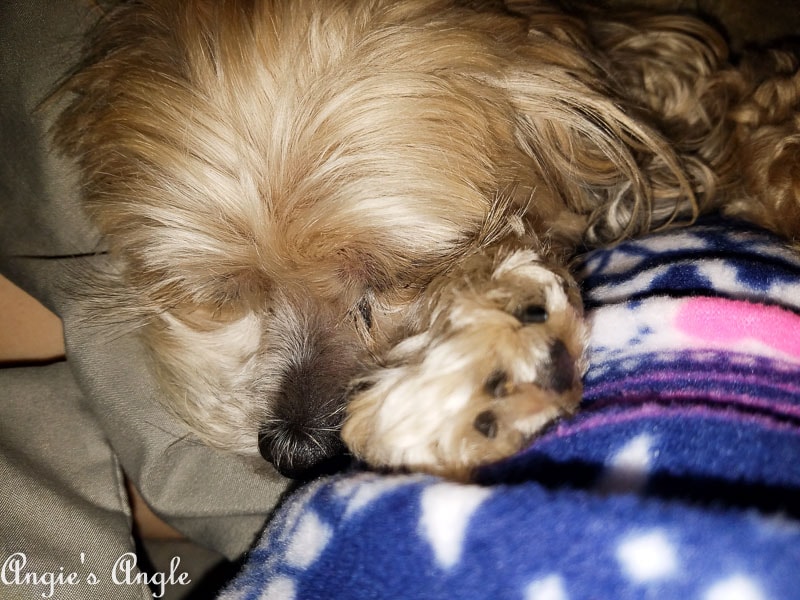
[55,0,800,479]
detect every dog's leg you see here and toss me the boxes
[342,242,586,480]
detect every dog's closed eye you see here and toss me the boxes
[514,304,548,324]
[357,297,372,329]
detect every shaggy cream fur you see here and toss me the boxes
[55,0,800,479]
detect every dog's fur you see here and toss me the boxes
[55,0,800,479]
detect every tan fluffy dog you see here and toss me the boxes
[55,0,800,479]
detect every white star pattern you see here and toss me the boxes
[285,511,332,569]
[525,574,570,600]
[419,483,492,569]
[704,575,767,600]
[598,434,657,494]
[616,529,679,582]
[260,576,296,600]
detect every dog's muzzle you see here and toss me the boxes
[257,362,352,479]
[258,425,349,480]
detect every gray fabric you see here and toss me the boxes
[0,0,290,575]
[0,363,150,600]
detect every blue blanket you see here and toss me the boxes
[220,220,800,600]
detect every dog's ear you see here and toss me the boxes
[51,0,279,318]
[500,7,718,246]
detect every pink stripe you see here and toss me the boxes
[676,297,800,359]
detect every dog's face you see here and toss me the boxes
[168,2,558,476]
[57,0,705,478]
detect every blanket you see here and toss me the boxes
[220,219,800,600]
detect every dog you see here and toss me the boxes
[54,0,800,480]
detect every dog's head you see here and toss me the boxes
[56,0,701,477]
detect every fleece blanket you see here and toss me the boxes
[220,219,800,600]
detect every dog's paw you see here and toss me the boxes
[342,248,586,480]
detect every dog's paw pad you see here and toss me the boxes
[484,370,513,398]
[473,410,500,438]
[342,248,587,480]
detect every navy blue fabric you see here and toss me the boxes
[220,220,800,600]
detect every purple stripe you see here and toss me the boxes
[585,392,800,422]
[584,386,800,419]
[585,372,800,416]
[541,402,800,441]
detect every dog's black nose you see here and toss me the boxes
[258,362,353,479]
[258,426,350,480]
